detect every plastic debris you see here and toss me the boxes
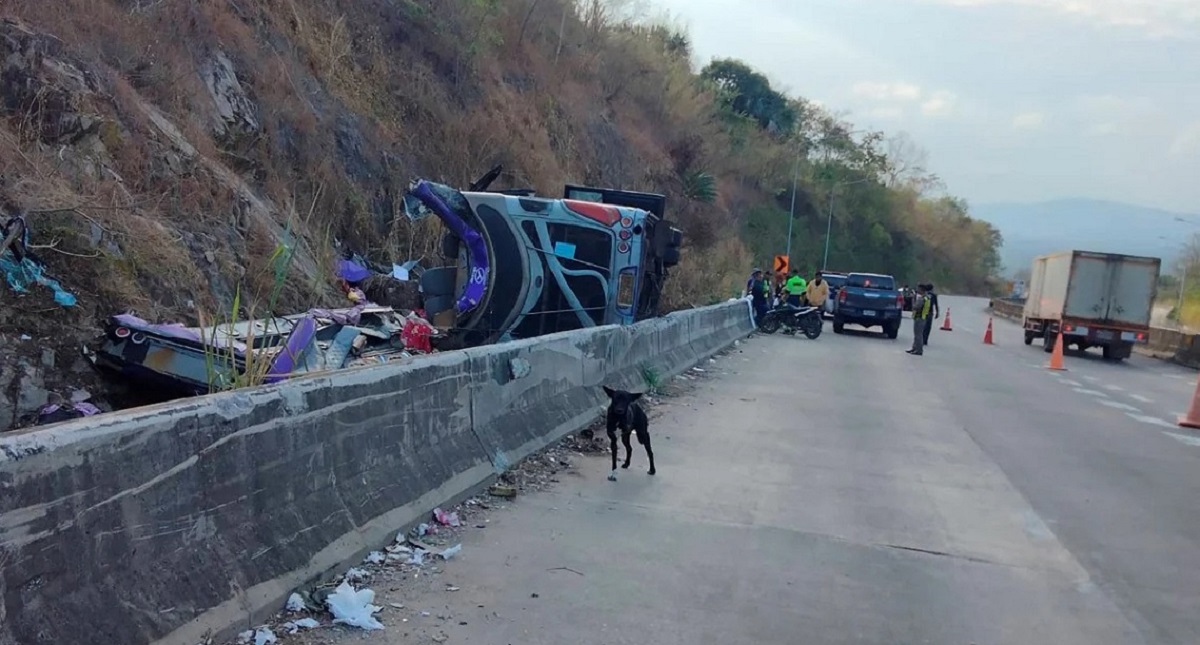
[325,582,385,631]
[433,507,461,527]
[388,602,405,609]
[345,567,370,582]
[364,551,386,564]
[439,544,462,560]
[237,630,254,644]
[282,618,320,634]
[237,627,275,645]
[415,522,432,536]
[488,484,517,498]
[406,549,427,566]
[285,592,306,613]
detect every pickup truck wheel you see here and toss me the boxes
[1042,332,1056,353]
[1024,331,1034,346]
[833,319,844,334]
[885,323,899,340]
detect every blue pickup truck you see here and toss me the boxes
[832,272,903,339]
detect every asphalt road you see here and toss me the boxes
[338,296,1200,645]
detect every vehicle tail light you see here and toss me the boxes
[1063,323,1075,332]
[114,327,131,339]
[897,293,903,308]
[838,290,848,304]
[1137,332,1146,340]
[618,241,630,254]
[618,229,632,240]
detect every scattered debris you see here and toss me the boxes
[0,213,77,307]
[325,582,385,631]
[439,544,462,560]
[488,484,517,498]
[363,551,386,565]
[89,305,439,398]
[344,567,370,583]
[433,507,461,527]
[236,627,276,645]
[281,618,319,634]
[285,593,306,613]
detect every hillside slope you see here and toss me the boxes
[0,0,1000,429]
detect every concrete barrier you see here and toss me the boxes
[0,301,753,645]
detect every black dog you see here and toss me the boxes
[602,386,655,481]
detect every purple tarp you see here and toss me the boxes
[411,180,489,314]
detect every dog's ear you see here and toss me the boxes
[630,392,643,402]
[602,386,615,398]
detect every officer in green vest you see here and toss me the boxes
[907,284,931,356]
[783,269,808,307]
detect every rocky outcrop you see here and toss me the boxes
[0,18,103,145]
[201,49,260,140]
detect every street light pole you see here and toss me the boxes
[821,177,871,272]
[785,155,799,263]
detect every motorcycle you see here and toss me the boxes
[758,303,823,339]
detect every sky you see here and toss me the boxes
[644,0,1200,213]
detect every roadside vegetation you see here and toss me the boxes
[0,0,1003,407]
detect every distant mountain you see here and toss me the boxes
[970,198,1197,275]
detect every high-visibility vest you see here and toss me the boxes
[784,276,806,296]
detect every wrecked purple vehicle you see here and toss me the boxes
[89,168,682,398]
[90,305,422,397]
[406,168,683,348]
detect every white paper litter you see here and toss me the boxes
[283,618,320,634]
[439,544,462,559]
[345,567,370,582]
[325,581,385,631]
[406,549,427,565]
[254,627,277,645]
[285,593,306,613]
[237,630,254,644]
[364,551,386,564]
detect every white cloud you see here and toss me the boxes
[1011,112,1046,130]
[852,81,923,102]
[920,91,957,117]
[921,0,1200,38]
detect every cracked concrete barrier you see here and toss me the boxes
[0,302,752,645]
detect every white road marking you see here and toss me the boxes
[1103,384,1124,392]
[1082,376,1101,383]
[1073,387,1108,398]
[1127,413,1175,428]
[1098,400,1141,412]
[1129,394,1155,404]
[1062,379,1083,387]
[1163,431,1200,447]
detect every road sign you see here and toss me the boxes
[773,255,789,274]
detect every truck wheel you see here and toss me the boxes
[885,323,899,340]
[1043,332,1056,354]
[1024,331,1034,346]
[833,318,844,334]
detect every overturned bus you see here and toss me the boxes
[406,173,683,348]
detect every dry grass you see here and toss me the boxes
[0,0,769,360]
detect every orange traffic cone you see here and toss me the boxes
[982,317,994,345]
[940,307,953,331]
[1178,376,1200,429]
[1047,330,1067,371]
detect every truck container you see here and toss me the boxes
[1022,250,1160,361]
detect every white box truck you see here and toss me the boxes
[1022,250,1160,361]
